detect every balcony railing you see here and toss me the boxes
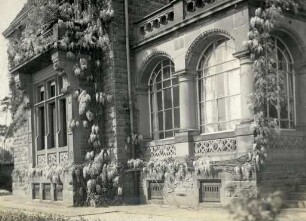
[134,0,239,44]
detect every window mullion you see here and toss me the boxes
[286,62,291,128]
[275,46,281,128]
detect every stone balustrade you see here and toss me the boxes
[135,4,175,40]
[134,0,230,44]
[184,0,217,15]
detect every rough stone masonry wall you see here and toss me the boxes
[11,113,31,197]
[258,142,306,193]
[106,0,168,202]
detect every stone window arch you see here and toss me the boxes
[268,37,295,129]
[148,58,180,139]
[197,38,241,133]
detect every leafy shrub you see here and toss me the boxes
[0,210,73,221]
[227,191,284,221]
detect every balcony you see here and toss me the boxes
[133,0,244,46]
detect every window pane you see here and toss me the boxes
[228,70,240,95]
[38,86,45,102]
[156,82,162,90]
[198,80,204,103]
[174,108,180,129]
[157,92,163,111]
[164,88,172,109]
[59,99,67,147]
[216,74,226,98]
[38,106,45,150]
[48,103,56,149]
[163,80,171,88]
[165,110,173,130]
[205,124,217,133]
[217,98,226,122]
[48,81,56,98]
[173,86,179,107]
[163,67,171,79]
[156,72,162,83]
[151,113,155,133]
[205,76,215,100]
[199,103,205,127]
[229,95,241,120]
[205,100,217,124]
[158,112,163,131]
[165,131,173,138]
[172,77,178,85]
[280,97,288,120]
[159,132,165,139]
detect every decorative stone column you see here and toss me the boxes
[174,69,198,158]
[177,70,197,131]
[295,61,306,130]
[233,50,254,123]
[233,50,255,156]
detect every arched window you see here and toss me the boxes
[198,39,241,133]
[268,38,295,129]
[149,59,179,139]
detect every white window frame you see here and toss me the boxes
[34,75,67,151]
[197,39,241,134]
[148,59,180,140]
[267,37,296,129]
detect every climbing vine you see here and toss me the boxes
[246,0,304,168]
[7,0,120,207]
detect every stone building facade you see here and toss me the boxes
[3,0,306,208]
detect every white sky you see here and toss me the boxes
[0,0,27,124]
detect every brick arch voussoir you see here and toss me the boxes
[273,24,306,62]
[185,29,234,70]
[137,51,174,86]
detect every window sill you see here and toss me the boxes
[36,146,68,155]
[145,137,176,147]
[194,130,236,142]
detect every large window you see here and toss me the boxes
[198,39,241,133]
[267,38,295,129]
[149,59,180,139]
[35,76,67,150]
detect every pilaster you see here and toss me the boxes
[233,49,254,124]
[233,50,255,155]
[295,61,306,130]
[174,69,199,158]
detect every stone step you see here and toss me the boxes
[287,192,306,201]
[285,200,306,208]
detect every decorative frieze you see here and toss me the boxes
[37,154,46,166]
[48,153,57,164]
[269,135,306,149]
[59,151,68,164]
[194,138,237,156]
[149,144,176,159]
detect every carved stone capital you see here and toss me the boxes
[233,49,253,65]
[175,69,197,83]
